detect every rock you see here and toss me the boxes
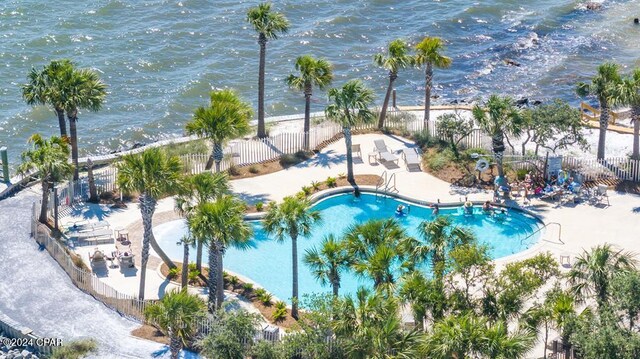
[585,2,602,10]
[20,351,30,358]
[516,98,529,107]
[532,100,542,106]
[130,142,146,150]
[504,59,521,67]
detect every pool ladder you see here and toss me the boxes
[519,222,563,245]
[375,171,398,200]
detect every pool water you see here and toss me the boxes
[154,193,542,302]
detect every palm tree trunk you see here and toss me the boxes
[182,242,189,290]
[378,72,397,129]
[291,232,299,320]
[216,247,225,308]
[150,230,177,271]
[495,151,505,178]
[632,105,640,160]
[597,102,610,160]
[39,180,50,224]
[68,114,80,181]
[257,34,268,138]
[304,85,312,151]
[343,126,355,184]
[332,277,340,297]
[424,64,433,133]
[138,193,156,300]
[55,107,67,138]
[87,159,98,203]
[213,142,224,173]
[208,241,220,311]
[196,240,203,273]
[169,330,182,359]
[204,146,215,171]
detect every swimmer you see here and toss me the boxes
[463,199,473,214]
[482,201,493,213]
[432,203,440,216]
[396,204,405,215]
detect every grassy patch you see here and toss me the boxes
[163,139,209,157]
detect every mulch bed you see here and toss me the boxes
[131,325,169,345]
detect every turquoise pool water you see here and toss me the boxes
[154,193,542,302]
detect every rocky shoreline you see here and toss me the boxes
[0,332,39,359]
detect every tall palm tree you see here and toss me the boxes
[19,134,74,224]
[472,95,522,178]
[568,243,636,310]
[343,219,413,291]
[577,62,622,160]
[61,66,107,180]
[263,196,321,319]
[188,195,252,311]
[414,37,452,133]
[175,172,231,274]
[325,80,375,183]
[480,322,536,359]
[22,59,74,138]
[246,2,290,138]
[186,90,252,172]
[614,68,640,161]
[144,289,206,359]
[116,148,182,300]
[286,55,334,150]
[303,234,351,296]
[399,271,445,330]
[373,39,413,129]
[177,235,194,290]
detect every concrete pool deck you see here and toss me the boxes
[61,133,640,306]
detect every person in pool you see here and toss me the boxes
[463,198,474,214]
[431,203,440,216]
[396,204,406,215]
[482,201,493,213]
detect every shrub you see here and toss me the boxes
[310,181,321,191]
[255,202,264,212]
[243,283,254,293]
[248,165,260,174]
[279,154,299,167]
[337,172,346,179]
[51,339,98,359]
[326,176,337,188]
[229,275,240,287]
[228,164,241,176]
[301,185,312,196]
[295,150,310,160]
[188,263,200,284]
[413,129,441,149]
[167,267,179,280]
[249,340,279,359]
[188,262,198,272]
[516,168,529,181]
[254,288,267,297]
[259,292,273,306]
[272,301,288,322]
[427,152,450,171]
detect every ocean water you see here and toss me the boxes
[1,0,639,166]
[154,193,542,303]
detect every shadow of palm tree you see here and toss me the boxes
[295,150,346,169]
[233,191,270,205]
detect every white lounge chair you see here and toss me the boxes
[373,140,399,164]
[401,148,421,170]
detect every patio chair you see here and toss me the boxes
[118,253,135,268]
[89,249,107,267]
[559,255,571,268]
[373,139,399,164]
[595,184,610,206]
[401,148,421,170]
[351,144,362,159]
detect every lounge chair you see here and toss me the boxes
[72,228,113,240]
[401,148,421,170]
[89,250,107,270]
[373,140,399,164]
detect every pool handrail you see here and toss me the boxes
[520,222,562,245]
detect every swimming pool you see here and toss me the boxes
[154,193,542,303]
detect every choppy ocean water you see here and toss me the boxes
[0,0,639,166]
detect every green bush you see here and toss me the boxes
[167,267,179,280]
[272,301,288,322]
[310,181,321,191]
[413,129,442,149]
[163,139,209,158]
[337,172,346,179]
[326,176,337,188]
[516,168,529,181]
[248,165,260,174]
[249,340,280,359]
[229,275,240,287]
[243,283,254,293]
[255,202,264,212]
[259,292,273,306]
[228,164,241,176]
[254,288,267,297]
[279,154,299,167]
[301,185,312,196]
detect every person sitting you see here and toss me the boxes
[431,204,440,216]
[550,175,558,186]
[524,171,533,185]
[482,201,493,213]
[396,204,406,216]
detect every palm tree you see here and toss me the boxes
[523,290,576,358]
[175,172,231,274]
[286,55,334,150]
[61,66,107,180]
[577,62,622,160]
[188,195,252,311]
[414,37,452,133]
[373,39,413,129]
[116,148,182,300]
[246,2,290,138]
[325,80,375,183]
[177,235,194,290]
[472,95,522,178]
[399,271,445,330]
[342,219,413,291]
[615,68,640,161]
[480,322,536,359]
[263,196,321,319]
[303,234,350,296]
[186,90,253,172]
[19,134,74,224]
[568,243,636,310]
[22,59,74,138]
[144,289,206,359]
